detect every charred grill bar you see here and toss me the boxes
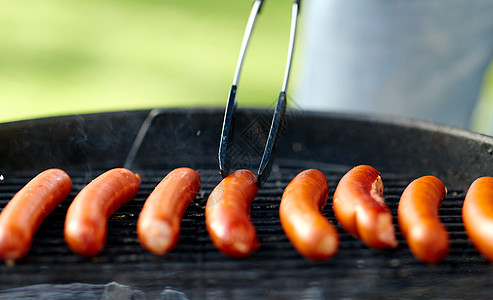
[1,108,493,298]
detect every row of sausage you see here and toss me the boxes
[0,165,492,265]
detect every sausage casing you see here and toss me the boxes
[0,169,72,262]
[205,169,259,258]
[333,165,398,249]
[280,169,339,260]
[137,167,201,255]
[64,168,141,257]
[398,175,448,264]
[463,176,493,262]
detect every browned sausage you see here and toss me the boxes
[205,169,259,257]
[64,168,141,257]
[137,167,201,255]
[279,169,339,260]
[398,175,449,264]
[333,165,398,249]
[462,176,493,262]
[0,169,72,262]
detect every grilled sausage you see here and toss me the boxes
[462,176,493,262]
[64,168,141,257]
[0,169,72,262]
[137,167,201,255]
[398,175,449,264]
[279,169,339,260]
[333,165,398,249]
[205,169,259,257]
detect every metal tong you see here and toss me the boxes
[218,0,300,186]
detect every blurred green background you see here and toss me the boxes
[1,0,493,135]
[0,0,297,123]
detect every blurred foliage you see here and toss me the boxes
[0,0,296,123]
[471,62,493,135]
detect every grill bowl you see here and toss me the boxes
[1,108,493,299]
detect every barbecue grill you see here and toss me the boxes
[1,108,493,299]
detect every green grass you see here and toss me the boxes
[0,0,294,123]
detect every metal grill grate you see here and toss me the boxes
[0,161,486,299]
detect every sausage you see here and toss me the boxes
[137,167,201,255]
[64,168,141,257]
[205,169,259,257]
[333,165,398,249]
[0,169,72,262]
[462,176,493,262]
[398,175,449,264]
[279,169,339,260]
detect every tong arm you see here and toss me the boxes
[219,0,300,187]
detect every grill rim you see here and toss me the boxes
[1,107,493,190]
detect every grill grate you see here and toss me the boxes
[0,161,486,298]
